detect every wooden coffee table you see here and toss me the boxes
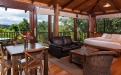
[69,46,99,68]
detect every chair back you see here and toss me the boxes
[0,46,5,75]
[23,47,45,74]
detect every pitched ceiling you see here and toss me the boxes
[15,0,121,15]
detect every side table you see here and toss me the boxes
[69,46,99,68]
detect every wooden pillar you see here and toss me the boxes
[54,4,59,36]
[74,18,77,41]
[89,15,96,37]
[48,15,52,39]
[30,8,37,43]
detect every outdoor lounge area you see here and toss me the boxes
[1,0,121,75]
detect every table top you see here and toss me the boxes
[6,43,48,55]
[70,46,99,55]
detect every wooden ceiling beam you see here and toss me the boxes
[31,0,34,4]
[80,3,96,12]
[72,0,87,11]
[98,5,106,13]
[48,0,57,7]
[113,0,121,11]
[62,0,74,9]
[0,0,35,11]
[90,0,100,14]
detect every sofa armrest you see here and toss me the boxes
[72,41,83,46]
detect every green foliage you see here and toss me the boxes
[96,18,121,33]
[18,18,29,31]
[8,24,19,31]
[37,21,48,32]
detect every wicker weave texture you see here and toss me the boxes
[83,51,116,75]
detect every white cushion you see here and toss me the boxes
[101,33,107,38]
[111,34,120,40]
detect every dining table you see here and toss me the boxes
[6,43,48,75]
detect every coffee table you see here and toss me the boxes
[69,46,99,68]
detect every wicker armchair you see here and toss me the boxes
[83,51,117,75]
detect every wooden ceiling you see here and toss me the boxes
[15,0,121,15]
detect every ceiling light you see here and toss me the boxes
[103,3,111,7]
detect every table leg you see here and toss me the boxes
[12,56,19,75]
[69,52,72,63]
[44,49,48,75]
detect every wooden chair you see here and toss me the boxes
[0,46,12,75]
[19,47,45,75]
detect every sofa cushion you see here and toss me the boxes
[61,46,72,53]
[70,44,81,49]
[51,37,64,46]
[63,36,72,45]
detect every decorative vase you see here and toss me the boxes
[24,40,28,49]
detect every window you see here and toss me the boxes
[96,18,121,33]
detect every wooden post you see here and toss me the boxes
[30,8,37,43]
[54,4,59,36]
[48,15,52,39]
[74,18,77,41]
[89,15,96,37]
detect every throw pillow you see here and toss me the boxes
[101,33,107,38]
[105,34,112,39]
[111,34,120,40]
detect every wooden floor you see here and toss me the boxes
[48,57,121,75]
[48,61,71,75]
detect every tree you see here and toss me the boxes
[18,18,29,31]
[37,20,48,32]
[8,24,19,31]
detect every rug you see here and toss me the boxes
[48,55,83,75]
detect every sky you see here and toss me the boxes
[0,7,48,25]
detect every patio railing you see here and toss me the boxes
[0,32,87,42]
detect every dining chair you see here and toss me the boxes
[0,46,12,75]
[19,47,45,75]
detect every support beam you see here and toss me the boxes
[72,0,87,11]
[98,5,106,13]
[30,8,37,43]
[31,0,34,4]
[90,0,100,14]
[48,0,57,7]
[5,7,7,11]
[80,3,96,12]
[89,15,96,37]
[0,0,34,11]
[74,18,77,41]
[54,4,59,36]
[48,15,52,39]
[62,0,74,9]
[113,0,121,11]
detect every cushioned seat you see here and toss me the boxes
[49,36,83,58]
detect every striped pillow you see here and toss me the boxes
[111,34,120,40]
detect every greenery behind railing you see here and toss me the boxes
[0,31,87,42]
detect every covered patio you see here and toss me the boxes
[1,0,121,75]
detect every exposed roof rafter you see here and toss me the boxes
[113,0,121,11]
[48,0,57,7]
[90,0,100,14]
[98,5,106,13]
[62,0,74,9]
[31,0,34,4]
[72,0,88,11]
[80,3,96,12]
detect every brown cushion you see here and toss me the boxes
[51,37,64,46]
[63,36,72,45]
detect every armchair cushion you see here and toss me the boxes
[51,37,64,46]
[63,36,72,45]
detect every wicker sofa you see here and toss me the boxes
[83,51,117,75]
[49,36,83,58]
